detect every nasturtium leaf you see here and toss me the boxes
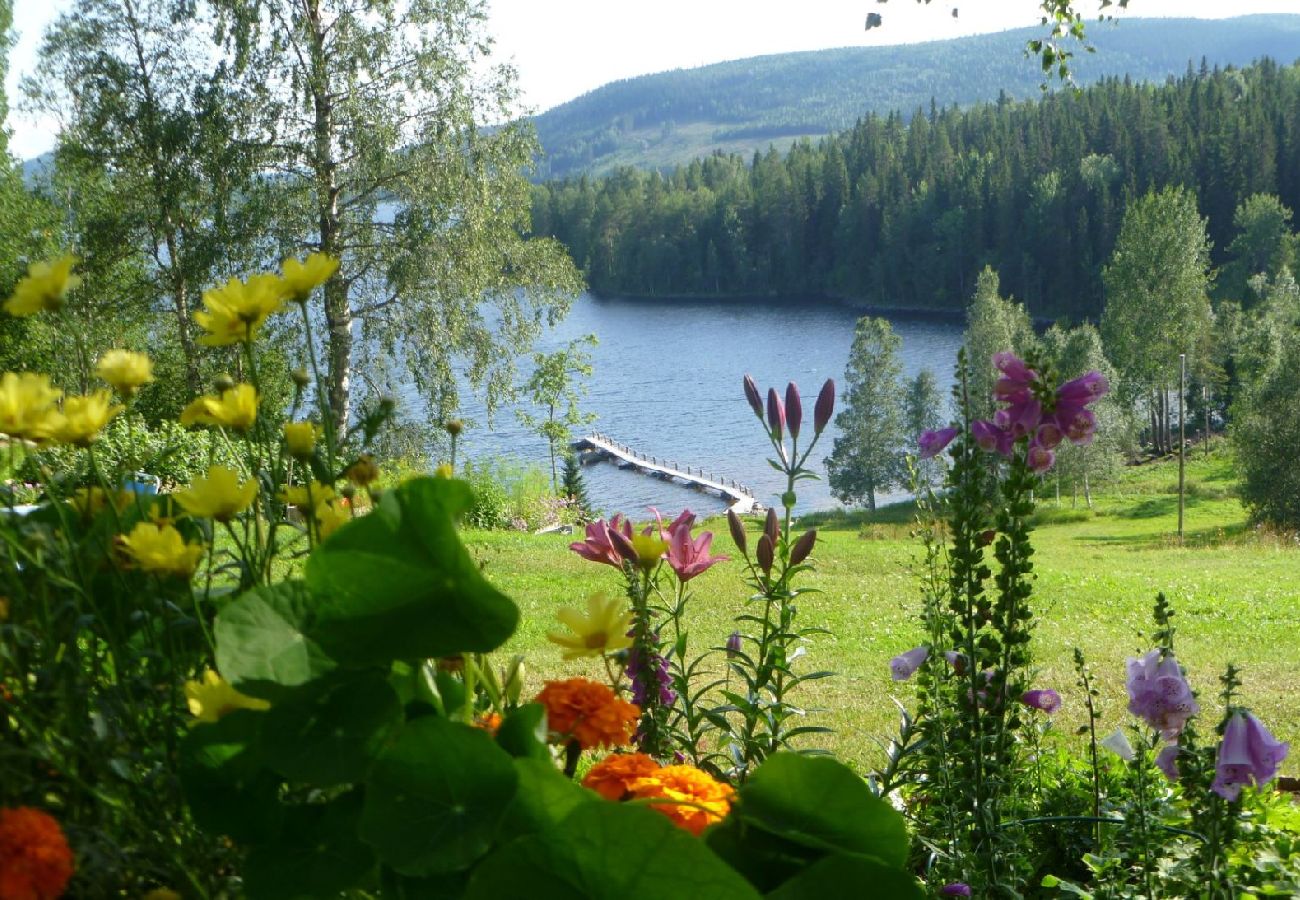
[495,757,592,842]
[305,477,519,665]
[359,716,518,875]
[764,852,926,899]
[243,792,377,899]
[179,710,282,844]
[705,815,823,893]
[465,801,761,899]
[494,703,551,761]
[260,670,402,785]
[735,753,909,869]
[215,581,335,700]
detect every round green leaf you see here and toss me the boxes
[494,703,551,761]
[260,670,402,785]
[215,581,336,700]
[496,758,592,842]
[306,478,519,665]
[765,852,925,899]
[179,711,282,844]
[359,716,518,875]
[243,792,377,899]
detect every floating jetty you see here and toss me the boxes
[570,433,761,514]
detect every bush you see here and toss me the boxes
[1233,337,1300,528]
[460,457,568,531]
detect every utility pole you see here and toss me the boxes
[1202,385,1210,458]
[1178,353,1186,542]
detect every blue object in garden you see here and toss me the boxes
[124,472,161,495]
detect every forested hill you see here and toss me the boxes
[531,59,1300,320]
[531,15,1300,179]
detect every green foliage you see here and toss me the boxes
[826,317,906,511]
[963,267,1037,419]
[1232,333,1300,529]
[1220,194,1297,304]
[517,335,598,489]
[460,457,566,531]
[560,453,595,522]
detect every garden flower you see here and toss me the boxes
[944,650,967,675]
[766,387,785,441]
[1125,649,1200,739]
[473,712,503,737]
[743,374,764,419]
[940,885,973,898]
[1100,728,1136,762]
[627,764,735,835]
[0,372,62,440]
[68,487,131,518]
[993,351,1037,395]
[1035,420,1064,450]
[971,419,1011,456]
[813,378,835,434]
[174,466,258,522]
[344,454,380,487]
[39,391,123,447]
[194,274,286,345]
[1026,442,1055,474]
[1020,688,1062,713]
[96,349,154,396]
[180,383,258,430]
[627,643,676,707]
[546,593,634,660]
[629,531,669,572]
[184,670,271,724]
[120,521,205,578]
[789,528,817,566]
[434,463,454,478]
[1156,745,1181,782]
[1060,407,1097,446]
[890,645,929,681]
[277,481,336,508]
[282,421,318,458]
[1211,710,1290,801]
[581,752,662,800]
[665,520,729,582]
[0,806,75,899]
[917,426,959,459]
[3,254,80,316]
[1056,370,1110,407]
[570,515,633,567]
[785,382,803,439]
[280,252,339,303]
[726,631,743,657]
[535,677,640,750]
[315,499,351,539]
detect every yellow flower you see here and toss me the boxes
[184,669,270,724]
[282,421,319,458]
[546,593,634,660]
[277,481,336,508]
[434,463,454,479]
[280,252,339,303]
[0,372,62,440]
[68,487,131,518]
[3,254,81,316]
[39,390,122,447]
[194,275,285,345]
[179,383,258,431]
[174,466,258,522]
[315,498,351,539]
[95,349,153,396]
[344,453,379,487]
[120,521,205,578]
[629,532,669,572]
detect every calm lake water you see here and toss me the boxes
[450,293,964,517]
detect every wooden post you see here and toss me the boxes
[1178,353,1186,542]
[1203,385,1210,458]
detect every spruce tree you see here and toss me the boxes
[560,453,594,524]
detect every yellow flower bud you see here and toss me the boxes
[344,454,380,487]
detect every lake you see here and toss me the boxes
[449,293,965,517]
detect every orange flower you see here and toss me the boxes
[473,712,503,737]
[534,677,640,750]
[0,806,75,899]
[582,752,662,801]
[628,765,734,836]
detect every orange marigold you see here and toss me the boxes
[628,764,735,836]
[534,677,640,750]
[581,752,662,801]
[0,806,75,900]
[473,712,503,737]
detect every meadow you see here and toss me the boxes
[467,441,1300,773]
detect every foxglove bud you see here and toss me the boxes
[763,507,779,546]
[814,378,835,434]
[727,508,747,555]
[756,533,774,575]
[726,631,742,658]
[743,374,764,419]
[766,387,784,441]
[789,529,817,566]
[608,528,638,564]
[785,382,802,439]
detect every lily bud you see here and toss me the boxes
[608,528,638,565]
[790,529,817,566]
[214,373,236,393]
[766,387,785,441]
[743,374,764,419]
[756,533,774,575]
[727,508,747,555]
[764,507,779,546]
[785,382,802,440]
[814,379,836,434]
[502,655,525,706]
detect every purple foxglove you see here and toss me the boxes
[1057,370,1110,406]
[890,645,929,681]
[1125,650,1200,740]
[1156,745,1181,782]
[917,426,959,460]
[1212,710,1290,801]
[1027,442,1056,474]
[1021,688,1062,714]
[940,885,973,898]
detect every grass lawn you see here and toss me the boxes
[462,440,1299,776]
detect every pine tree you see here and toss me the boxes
[560,453,594,524]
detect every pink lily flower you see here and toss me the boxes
[569,514,633,567]
[666,522,730,582]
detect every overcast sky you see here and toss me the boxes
[7,0,1298,159]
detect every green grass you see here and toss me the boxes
[463,440,1299,776]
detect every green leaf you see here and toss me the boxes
[306,478,519,665]
[179,711,282,844]
[215,581,336,700]
[494,704,551,761]
[360,715,518,876]
[764,852,925,899]
[705,816,822,893]
[465,801,760,899]
[243,792,377,899]
[736,753,909,869]
[260,670,403,785]
[496,758,592,842]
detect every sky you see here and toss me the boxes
[7,0,1299,159]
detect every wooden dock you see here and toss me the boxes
[570,433,761,514]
